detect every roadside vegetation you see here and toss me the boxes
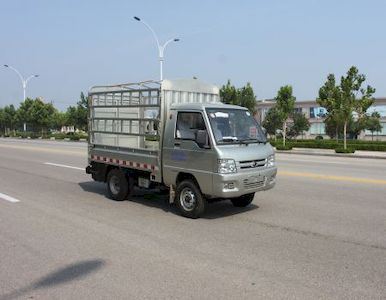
[261,66,383,153]
[269,139,386,152]
[1,68,384,150]
[0,93,88,140]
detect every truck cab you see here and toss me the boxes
[162,103,276,217]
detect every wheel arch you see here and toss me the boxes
[176,172,202,191]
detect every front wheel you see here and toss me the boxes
[175,180,207,219]
[230,193,255,207]
[106,169,129,201]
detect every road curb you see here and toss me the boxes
[275,150,386,160]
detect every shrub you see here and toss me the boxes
[48,133,66,140]
[48,132,87,141]
[69,135,80,141]
[15,132,41,139]
[276,144,293,150]
[335,147,355,154]
[352,144,386,151]
[270,139,386,151]
[315,135,324,140]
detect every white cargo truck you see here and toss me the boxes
[86,79,277,218]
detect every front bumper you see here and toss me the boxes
[211,166,277,198]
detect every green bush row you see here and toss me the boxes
[49,133,87,141]
[1,132,87,141]
[335,147,355,154]
[272,139,386,146]
[275,144,293,150]
[270,139,386,151]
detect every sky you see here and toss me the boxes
[0,0,385,110]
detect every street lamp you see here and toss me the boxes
[4,64,39,131]
[133,16,179,81]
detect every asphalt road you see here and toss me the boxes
[0,138,385,299]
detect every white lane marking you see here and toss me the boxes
[0,192,20,203]
[44,162,84,171]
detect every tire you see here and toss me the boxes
[175,180,207,219]
[230,193,255,207]
[106,169,129,201]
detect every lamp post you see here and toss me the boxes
[4,64,39,131]
[133,16,179,81]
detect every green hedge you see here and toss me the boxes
[270,139,386,152]
[271,139,386,146]
[352,144,386,151]
[335,147,355,154]
[275,144,293,150]
[15,132,43,139]
[2,132,87,141]
[49,133,66,140]
[49,133,87,141]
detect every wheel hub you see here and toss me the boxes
[180,188,196,211]
[109,175,120,194]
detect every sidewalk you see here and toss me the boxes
[275,147,386,159]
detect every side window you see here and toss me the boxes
[176,112,206,140]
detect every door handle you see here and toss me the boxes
[174,142,181,147]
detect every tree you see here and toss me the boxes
[0,105,16,134]
[366,112,382,140]
[324,114,342,139]
[317,66,375,149]
[220,80,257,114]
[66,92,88,131]
[275,85,296,146]
[76,92,88,131]
[317,74,343,141]
[15,98,34,131]
[14,98,56,134]
[65,106,78,129]
[238,83,257,114]
[220,80,238,105]
[288,112,310,139]
[262,107,282,139]
[0,108,4,134]
[51,111,67,131]
[30,99,56,134]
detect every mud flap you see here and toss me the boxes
[169,185,175,204]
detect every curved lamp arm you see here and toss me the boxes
[160,38,180,58]
[134,16,161,54]
[4,64,24,85]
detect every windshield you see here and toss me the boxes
[206,108,267,144]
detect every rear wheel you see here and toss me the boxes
[175,180,207,219]
[230,193,255,207]
[106,169,129,201]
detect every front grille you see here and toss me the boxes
[239,159,266,169]
[243,177,265,189]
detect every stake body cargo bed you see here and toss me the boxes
[88,79,220,183]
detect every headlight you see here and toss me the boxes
[217,159,237,174]
[267,154,275,167]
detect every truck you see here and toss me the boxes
[86,79,277,218]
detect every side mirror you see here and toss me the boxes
[195,130,210,149]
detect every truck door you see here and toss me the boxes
[163,111,215,196]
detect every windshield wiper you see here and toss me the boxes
[239,138,266,144]
[218,137,239,143]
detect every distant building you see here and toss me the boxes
[256,97,386,141]
[60,126,75,133]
